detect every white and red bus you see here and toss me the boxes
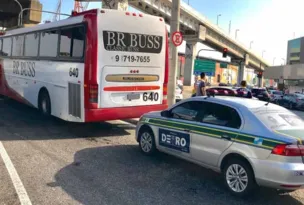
[0,9,169,122]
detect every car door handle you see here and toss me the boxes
[221,135,231,141]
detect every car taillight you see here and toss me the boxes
[89,84,98,103]
[271,144,304,156]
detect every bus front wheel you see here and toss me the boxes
[38,90,51,116]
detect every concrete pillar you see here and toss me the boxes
[167,0,180,106]
[102,0,128,11]
[237,62,245,85]
[258,77,264,87]
[183,42,197,86]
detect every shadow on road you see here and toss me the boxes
[0,98,134,141]
[53,145,303,205]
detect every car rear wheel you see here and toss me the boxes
[223,159,256,197]
[139,128,156,155]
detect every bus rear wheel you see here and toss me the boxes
[39,90,51,116]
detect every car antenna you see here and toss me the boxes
[265,98,270,106]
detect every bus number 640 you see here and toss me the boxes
[69,68,79,78]
[143,92,159,101]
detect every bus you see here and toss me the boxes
[0,9,169,122]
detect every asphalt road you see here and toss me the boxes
[1,96,304,205]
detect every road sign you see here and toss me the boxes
[172,31,183,47]
[194,71,214,76]
[220,63,228,68]
[194,59,216,76]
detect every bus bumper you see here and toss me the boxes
[85,104,168,122]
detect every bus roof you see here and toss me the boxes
[3,10,99,37]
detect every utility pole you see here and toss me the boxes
[168,0,180,106]
[228,20,231,34]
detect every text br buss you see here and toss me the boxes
[0,9,169,122]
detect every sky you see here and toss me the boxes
[38,0,304,66]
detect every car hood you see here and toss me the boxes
[142,111,162,118]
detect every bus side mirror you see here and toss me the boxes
[161,110,171,118]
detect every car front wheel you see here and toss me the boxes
[139,128,156,155]
[223,159,256,197]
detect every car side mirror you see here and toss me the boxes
[161,110,171,118]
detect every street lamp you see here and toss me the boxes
[14,0,23,26]
[228,20,231,34]
[235,29,239,39]
[262,50,266,57]
[273,57,276,65]
[250,41,254,49]
[217,14,221,25]
[281,58,286,65]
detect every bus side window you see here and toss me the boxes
[59,26,85,58]
[24,32,39,57]
[40,30,59,57]
[1,38,12,57]
[12,35,24,57]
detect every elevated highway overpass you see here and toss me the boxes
[0,0,42,29]
[103,0,270,85]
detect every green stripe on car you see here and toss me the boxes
[141,117,285,150]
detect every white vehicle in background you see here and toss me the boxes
[175,86,183,102]
[269,90,283,103]
[0,9,169,122]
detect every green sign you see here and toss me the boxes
[194,59,216,76]
[220,63,228,68]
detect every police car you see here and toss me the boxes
[136,96,304,197]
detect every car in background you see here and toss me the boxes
[269,90,283,103]
[251,88,270,101]
[207,87,237,96]
[175,86,183,102]
[136,96,304,197]
[234,87,251,98]
[277,93,304,110]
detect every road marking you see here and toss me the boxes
[0,142,32,205]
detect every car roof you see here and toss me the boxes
[190,96,285,110]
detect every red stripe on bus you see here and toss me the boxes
[103,86,160,92]
[83,10,98,109]
[0,61,33,106]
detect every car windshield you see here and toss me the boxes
[252,108,304,129]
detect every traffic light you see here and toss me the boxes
[257,72,263,78]
[222,48,228,58]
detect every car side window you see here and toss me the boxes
[171,101,206,122]
[200,103,241,129]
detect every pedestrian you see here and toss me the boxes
[196,72,207,96]
[179,75,184,84]
[240,80,252,98]
[191,75,200,97]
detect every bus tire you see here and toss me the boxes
[38,89,51,116]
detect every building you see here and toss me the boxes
[286,37,304,65]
